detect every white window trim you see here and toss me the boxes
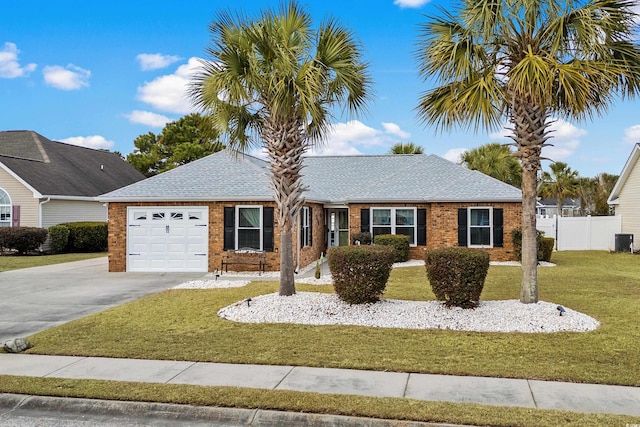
[370,207,417,246]
[301,206,310,248]
[236,205,263,250]
[0,188,12,227]
[467,206,493,248]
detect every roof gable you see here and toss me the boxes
[608,143,640,205]
[0,131,145,198]
[101,150,522,203]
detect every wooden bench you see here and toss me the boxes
[221,248,266,275]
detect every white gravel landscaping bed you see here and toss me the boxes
[174,258,583,333]
[218,292,599,333]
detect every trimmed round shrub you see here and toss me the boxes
[373,234,410,262]
[63,222,108,252]
[48,224,70,254]
[0,227,48,254]
[328,245,395,304]
[425,248,490,309]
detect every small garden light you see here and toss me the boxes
[557,305,566,316]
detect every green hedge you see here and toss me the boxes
[328,245,395,304]
[425,248,490,309]
[0,227,48,254]
[48,225,70,254]
[55,222,108,253]
[373,234,410,262]
[540,237,554,262]
[511,228,551,262]
[350,231,372,245]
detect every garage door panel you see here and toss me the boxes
[127,207,208,272]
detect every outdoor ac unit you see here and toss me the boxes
[614,234,634,253]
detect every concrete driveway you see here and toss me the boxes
[0,258,205,342]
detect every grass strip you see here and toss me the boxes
[1,375,637,427]
[0,253,106,272]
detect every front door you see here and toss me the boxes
[326,208,349,248]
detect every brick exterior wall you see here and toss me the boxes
[349,202,521,261]
[108,201,282,273]
[108,200,521,272]
[108,201,328,273]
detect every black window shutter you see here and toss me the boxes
[493,208,504,248]
[223,207,235,250]
[457,208,468,246]
[308,206,313,246]
[300,209,304,248]
[360,209,370,233]
[417,208,427,246]
[263,207,274,252]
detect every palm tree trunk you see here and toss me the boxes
[511,97,548,304]
[263,118,307,296]
[520,166,538,303]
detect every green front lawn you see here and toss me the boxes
[23,251,640,386]
[3,251,639,426]
[0,252,106,272]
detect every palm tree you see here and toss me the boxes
[190,2,371,296]
[416,0,640,303]
[594,173,619,215]
[389,142,424,154]
[538,162,579,217]
[576,176,597,215]
[460,143,522,187]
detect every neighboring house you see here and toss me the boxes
[536,197,581,217]
[0,130,145,235]
[101,150,523,273]
[608,143,640,242]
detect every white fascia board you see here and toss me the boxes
[345,197,522,204]
[41,195,100,201]
[98,196,276,203]
[0,161,43,198]
[608,143,640,204]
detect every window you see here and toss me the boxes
[468,207,492,247]
[301,206,311,247]
[237,206,262,250]
[0,188,11,227]
[371,207,416,245]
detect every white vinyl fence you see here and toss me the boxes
[536,215,622,251]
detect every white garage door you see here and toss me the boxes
[127,206,208,272]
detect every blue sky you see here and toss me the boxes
[1,0,639,178]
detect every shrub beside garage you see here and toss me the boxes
[48,222,108,254]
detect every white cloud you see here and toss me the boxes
[309,120,388,156]
[125,110,172,127]
[442,148,467,164]
[59,135,114,150]
[137,56,202,114]
[43,64,90,90]
[393,0,431,8]
[489,118,586,161]
[0,42,36,78]
[381,122,411,139]
[136,53,182,71]
[624,124,640,144]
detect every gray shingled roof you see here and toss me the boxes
[0,130,145,197]
[101,149,522,203]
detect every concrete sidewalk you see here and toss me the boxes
[1,354,639,417]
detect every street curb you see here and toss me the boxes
[0,393,463,426]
